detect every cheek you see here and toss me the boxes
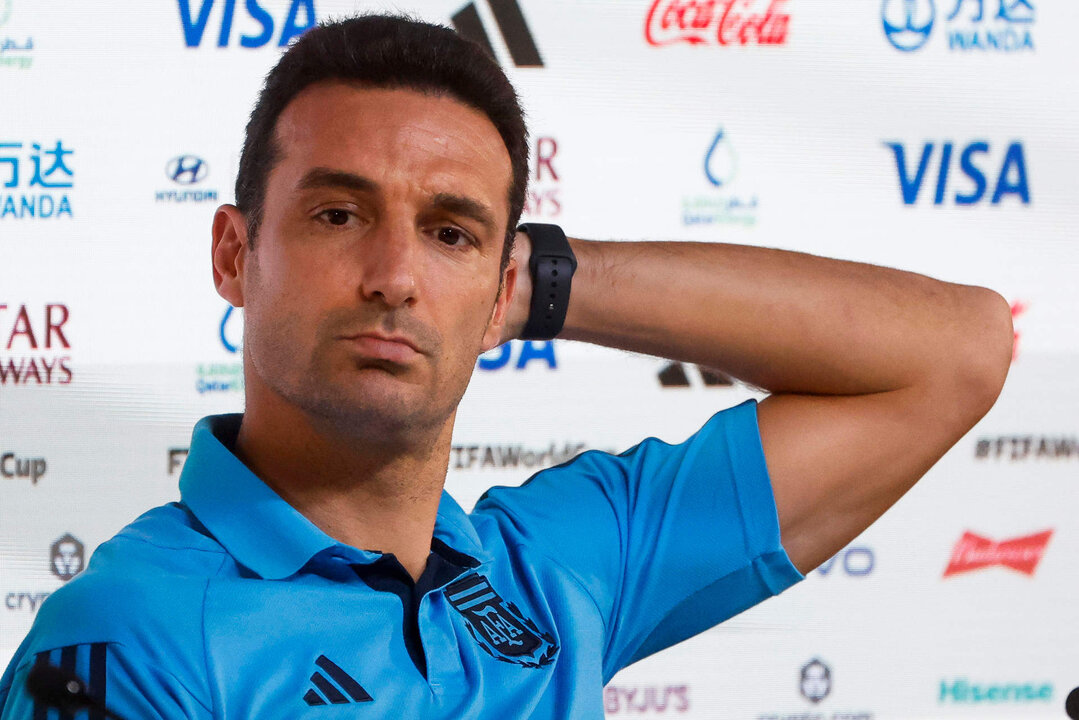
[432,286,498,367]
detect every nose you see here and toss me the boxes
[357,216,419,308]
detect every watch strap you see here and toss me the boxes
[518,223,577,341]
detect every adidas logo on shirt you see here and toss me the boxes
[303,655,372,706]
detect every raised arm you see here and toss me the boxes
[505,234,1013,574]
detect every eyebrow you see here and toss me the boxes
[428,192,498,236]
[296,167,499,236]
[297,167,378,194]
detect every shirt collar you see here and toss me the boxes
[179,414,489,580]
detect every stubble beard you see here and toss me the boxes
[246,317,470,450]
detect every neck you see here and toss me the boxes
[234,383,453,582]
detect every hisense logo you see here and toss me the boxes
[940,679,1052,704]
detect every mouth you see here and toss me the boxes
[339,332,422,364]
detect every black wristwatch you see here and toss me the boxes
[517,223,577,341]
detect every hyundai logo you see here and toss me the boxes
[166,155,209,185]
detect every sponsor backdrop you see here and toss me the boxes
[1,0,1077,717]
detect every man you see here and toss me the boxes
[0,14,1012,720]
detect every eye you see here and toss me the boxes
[319,209,352,226]
[436,226,471,247]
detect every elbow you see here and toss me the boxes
[953,286,1014,421]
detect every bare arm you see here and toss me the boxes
[505,234,1013,573]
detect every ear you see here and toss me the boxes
[212,204,249,308]
[481,255,518,352]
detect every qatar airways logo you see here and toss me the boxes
[943,530,1052,578]
[645,0,790,47]
[0,303,72,385]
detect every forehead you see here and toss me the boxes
[270,82,512,211]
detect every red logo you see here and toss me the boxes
[0,303,73,385]
[645,0,790,47]
[944,530,1052,577]
[1010,300,1027,361]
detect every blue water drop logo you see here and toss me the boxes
[704,128,738,188]
[219,305,243,354]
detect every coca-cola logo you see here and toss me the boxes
[645,0,790,47]
[944,530,1052,578]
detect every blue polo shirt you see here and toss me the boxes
[0,399,802,719]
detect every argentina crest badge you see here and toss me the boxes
[445,574,558,668]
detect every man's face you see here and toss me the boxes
[231,83,515,441]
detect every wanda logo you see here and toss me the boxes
[645,0,790,47]
[944,530,1052,578]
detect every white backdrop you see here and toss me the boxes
[1,1,1077,718]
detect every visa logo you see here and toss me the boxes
[178,0,316,48]
[884,141,1030,206]
[477,341,557,371]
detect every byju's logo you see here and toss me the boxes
[451,0,542,67]
[178,0,316,48]
[683,128,759,226]
[800,659,831,704]
[944,530,1052,577]
[882,0,1035,53]
[0,141,73,219]
[157,154,218,203]
[0,303,73,386]
[604,686,690,714]
[645,0,791,47]
[884,141,1030,206]
[50,533,84,582]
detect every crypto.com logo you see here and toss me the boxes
[166,155,208,185]
[800,659,832,704]
[882,0,936,51]
[50,533,84,582]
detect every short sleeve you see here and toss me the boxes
[473,399,804,681]
[0,641,213,720]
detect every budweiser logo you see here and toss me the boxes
[645,0,790,47]
[944,530,1052,577]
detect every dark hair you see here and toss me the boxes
[235,14,529,273]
